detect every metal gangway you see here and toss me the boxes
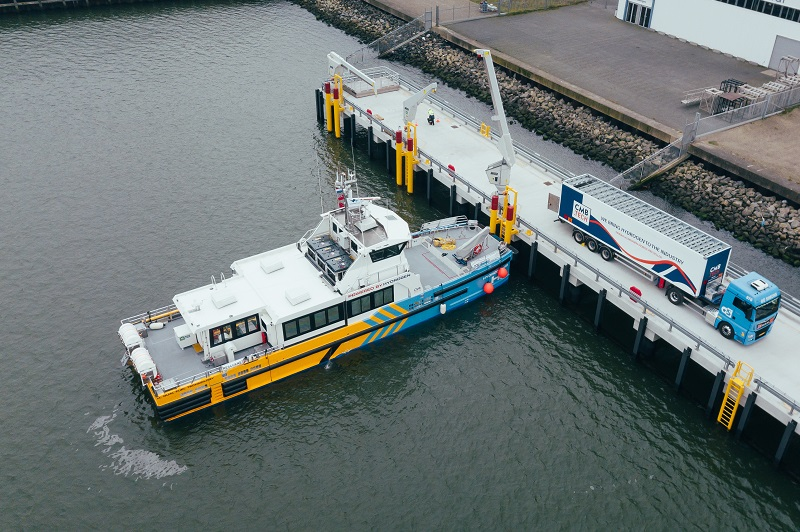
[346,12,432,66]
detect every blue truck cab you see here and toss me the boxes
[710,272,781,345]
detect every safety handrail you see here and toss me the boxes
[120,304,178,326]
[339,79,800,419]
[754,378,800,415]
[513,212,800,418]
[153,344,281,395]
[400,76,575,181]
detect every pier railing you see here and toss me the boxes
[512,212,800,417]
[401,76,575,181]
[341,80,800,420]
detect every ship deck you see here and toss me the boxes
[129,220,505,385]
[337,75,800,435]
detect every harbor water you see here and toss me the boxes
[1,1,799,528]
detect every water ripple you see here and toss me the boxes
[88,413,187,480]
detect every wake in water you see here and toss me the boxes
[87,413,188,480]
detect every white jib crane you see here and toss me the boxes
[403,82,438,124]
[475,48,516,192]
[327,51,378,95]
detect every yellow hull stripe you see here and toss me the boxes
[153,298,420,421]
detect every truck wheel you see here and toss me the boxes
[600,247,614,261]
[586,238,599,252]
[666,287,684,305]
[719,322,735,340]
[572,230,584,244]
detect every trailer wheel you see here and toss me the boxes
[666,287,684,305]
[586,238,599,252]
[719,322,735,340]
[572,230,585,244]
[600,247,614,261]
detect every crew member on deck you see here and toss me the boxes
[427,108,435,125]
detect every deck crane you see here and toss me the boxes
[325,52,378,138]
[475,48,516,192]
[403,82,438,124]
[475,48,519,244]
[326,51,377,95]
[394,83,438,194]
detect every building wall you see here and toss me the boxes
[616,0,800,66]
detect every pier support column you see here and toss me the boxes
[528,242,538,279]
[367,126,373,159]
[349,115,356,147]
[427,168,432,206]
[674,347,692,391]
[705,370,725,419]
[735,392,757,440]
[594,289,606,332]
[449,184,456,216]
[474,201,481,221]
[386,144,392,173]
[774,420,797,469]
[632,317,648,360]
[559,265,570,305]
[315,89,323,123]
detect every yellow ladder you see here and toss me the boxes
[717,361,754,430]
[211,384,223,405]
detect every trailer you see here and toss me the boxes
[558,174,781,345]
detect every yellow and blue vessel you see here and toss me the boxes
[118,171,512,421]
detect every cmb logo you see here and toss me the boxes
[572,201,591,226]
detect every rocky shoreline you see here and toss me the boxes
[294,0,800,266]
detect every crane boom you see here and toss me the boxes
[327,51,377,95]
[403,82,438,124]
[475,48,515,191]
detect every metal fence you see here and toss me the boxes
[695,84,800,138]
[496,0,585,14]
[611,83,800,189]
[435,2,491,25]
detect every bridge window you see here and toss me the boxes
[369,243,406,263]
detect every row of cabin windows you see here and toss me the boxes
[717,0,800,22]
[348,287,394,317]
[281,287,396,342]
[369,243,406,263]
[210,314,260,347]
[283,303,345,341]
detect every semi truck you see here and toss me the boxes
[558,174,781,345]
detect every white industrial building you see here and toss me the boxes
[616,0,800,69]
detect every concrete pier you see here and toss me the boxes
[325,71,800,473]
